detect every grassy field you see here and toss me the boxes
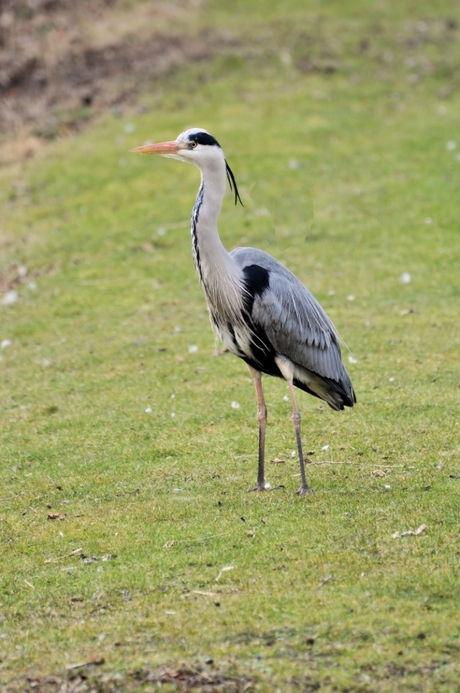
[1,0,459,690]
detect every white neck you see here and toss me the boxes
[191,161,244,321]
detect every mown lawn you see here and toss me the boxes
[1,1,459,690]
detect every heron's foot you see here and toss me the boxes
[247,482,284,493]
[296,485,313,496]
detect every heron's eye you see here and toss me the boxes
[189,141,198,149]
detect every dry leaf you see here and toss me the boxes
[414,524,427,535]
[80,554,99,564]
[392,524,427,539]
[140,242,155,252]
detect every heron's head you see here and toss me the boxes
[130,128,222,164]
[130,128,243,205]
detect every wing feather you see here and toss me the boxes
[231,247,348,383]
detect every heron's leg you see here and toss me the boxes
[286,379,312,496]
[275,356,312,496]
[247,366,269,491]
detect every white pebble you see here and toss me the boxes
[231,401,240,409]
[255,207,270,217]
[1,290,18,306]
[144,406,152,414]
[1,339,12,349]
[321,444,330,451]
[347,294,355,302]
[283,395,289,401]
[400,272,411,284]
[188,345,198,354]
[348,355,358,364]
[280,50,293,67]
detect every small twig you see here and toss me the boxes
[66,657,105,671]
[44,547,83,564]
[318,575,333,587]
[307,461,406,467]
[181,590,218,598]
[163,531,230,549]
[216,566,234,582]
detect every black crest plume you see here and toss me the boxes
[226,161,244,207]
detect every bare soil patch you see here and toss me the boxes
[0,0,236,161]
[4,663,254,693]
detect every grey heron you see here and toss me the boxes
[131,128,356,495]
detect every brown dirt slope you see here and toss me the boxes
[0,0,235,160]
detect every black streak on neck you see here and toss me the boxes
[191,183,205,285]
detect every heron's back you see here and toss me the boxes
[227,247,356,410]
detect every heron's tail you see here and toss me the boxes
[294,372,356,411]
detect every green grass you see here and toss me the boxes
[1,0,460,690]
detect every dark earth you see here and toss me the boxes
[0,0,234,161]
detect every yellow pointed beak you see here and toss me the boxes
[129,140,181,155]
